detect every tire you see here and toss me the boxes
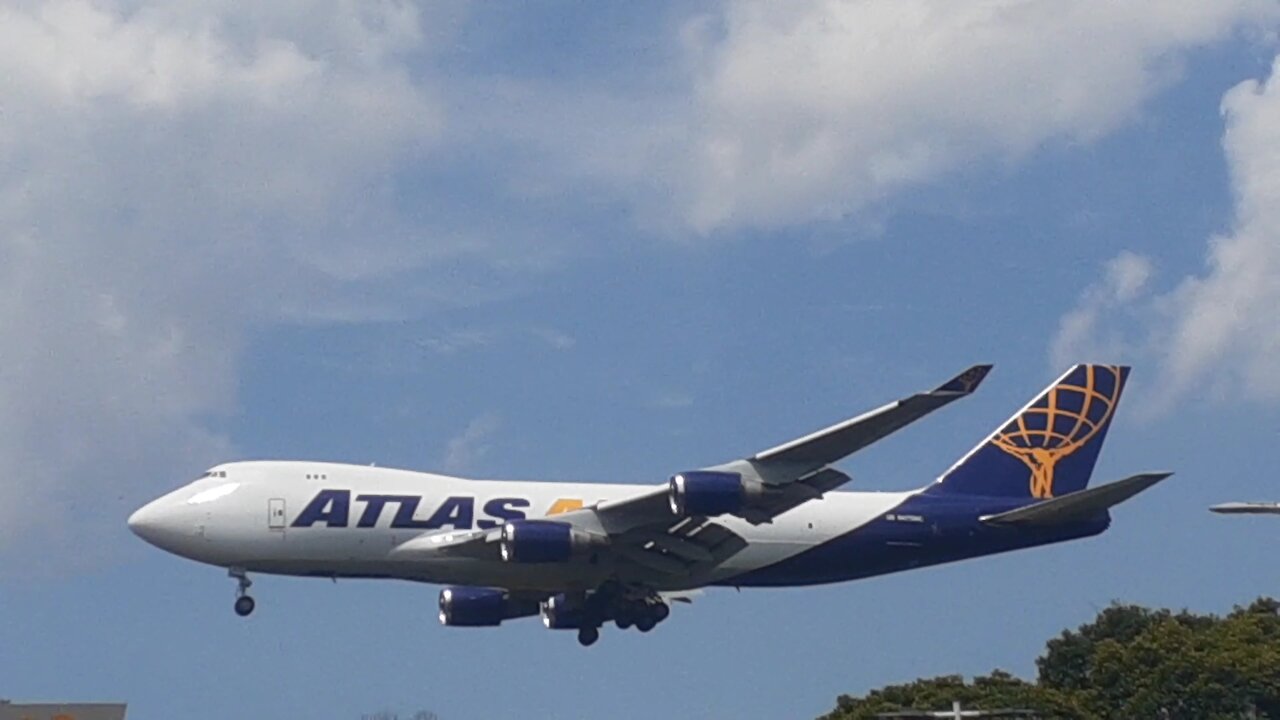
[234,596,256,617]
[577,627,600,647]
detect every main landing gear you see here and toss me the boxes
[613,597,670,634]
[230,568,255,617]
[574,596,671,646]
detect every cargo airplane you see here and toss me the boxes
[129,364,1169,646]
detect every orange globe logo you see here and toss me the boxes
[991,365,1124,499]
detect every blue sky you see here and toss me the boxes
[4,2,1280,719]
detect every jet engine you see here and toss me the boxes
[540,593,587,629]
[668,470,765,516]
[437,586,537,626]
[499,520,606,563]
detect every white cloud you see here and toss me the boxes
[676,0,1277,232]
[472,2,1278,235]
[442,414,501,475]
[1050,252,1153,368]
[529,326,577,351]
[3,0,1279,571]
[1162,56,1280,399]
[417,329,501,356]
[1053,54,1280,404]
[0,0,456,568]
[415,326,575,355]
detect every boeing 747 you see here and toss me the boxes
[130,364,1169,646]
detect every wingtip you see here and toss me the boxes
[934,363,994,395]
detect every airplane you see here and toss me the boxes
[876,700,1037,718]
[1210,502,1280,515]
[129,363,1170,647]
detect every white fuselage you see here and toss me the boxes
[129,460,913,592]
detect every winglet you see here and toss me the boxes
[933,364,994,395]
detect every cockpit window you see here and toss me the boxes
[199,470,228,479]
[187,482,240,505]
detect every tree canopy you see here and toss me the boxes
[822,598,1280,720]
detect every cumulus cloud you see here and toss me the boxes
[1159,60,1280,398]
[0,0,456,567]
[442,414,501,475]
[3,0,1278,571]
[675,0,1277,232]
[1053,54,1280,403]
[1050,252,1154,368]
[481,2,1277,235]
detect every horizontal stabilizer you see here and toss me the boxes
[981,472,1172,526]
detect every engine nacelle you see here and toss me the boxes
[668,470,762,516]
[540,593,587,630]
[439,587,509,627]
[499,520,606,563]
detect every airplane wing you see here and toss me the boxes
[713,363,992,485]
[1210,502,1280,515]
[394,364,991,582]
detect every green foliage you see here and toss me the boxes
[821,598,1280,720]
[819,670,1086,720]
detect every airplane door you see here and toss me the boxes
[268,498,286,531]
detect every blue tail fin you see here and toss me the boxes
[926,364,1129,499]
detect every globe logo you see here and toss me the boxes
[991,365,1124,499]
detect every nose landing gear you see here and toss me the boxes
[234,595,256,617]
[230,568,255,617]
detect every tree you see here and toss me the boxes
[820,598,1280,720]
[820,670,1086,720]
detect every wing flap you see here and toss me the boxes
[389,527,501,560]
[739,467,850,524]
[614,519,747,578]
[637,531,714,562]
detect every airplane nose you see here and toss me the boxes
[127,501,164,543]
[129,489,218,562]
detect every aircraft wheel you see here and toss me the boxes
[653,603,670,622]
[636,616,656,633]
[577,627,600,647]
[615,615,633,630]
[234,595,256,617]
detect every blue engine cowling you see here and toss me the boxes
[668,470,746,516]
[438,586,506,626]
[499,520,604,563]
[540,593,588,629]
[438,586,538,627]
